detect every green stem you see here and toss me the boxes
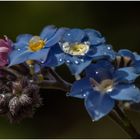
[109,105,140,138]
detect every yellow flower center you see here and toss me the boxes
[28,36,45,52]
[62,42,89,56]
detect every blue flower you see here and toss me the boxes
[45,28,116,75]
[69,60,140,121]
[115,49,140,83]
[9,25,66,66]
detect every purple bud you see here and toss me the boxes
[0,36,12,67]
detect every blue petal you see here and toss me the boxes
[44,45,64,67]
[9,50,31,66]
[85,92,115,121]
[16,34,33,42]
[133,52,140,61]
[15,34,32,50]
[118,49,135,61]
[34,63,41,73]
[110,84,140,103]
[66,56,92,75]
[134,61,140,73]
[40,25,57,40]
[114,67,140,83]
[28,48,50,62]
[87,44,116,61]
[68,77,92,99]
[85,60,114,82]
[45,28,66,48]
[14,42,28,50]
[84,29,106,46]
[62,29,85,43]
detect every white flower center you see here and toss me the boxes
[61,42,90,56]
[90,78,114,94]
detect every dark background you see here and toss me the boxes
[0,1,140,138]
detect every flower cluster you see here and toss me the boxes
[0,25,140,122]
[0,77,41,122]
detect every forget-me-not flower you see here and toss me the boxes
[69,60,140,121]
[9,25,66,66]
[45,28,115,75]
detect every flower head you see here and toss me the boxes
[0,77,42,123]
[114,49,140,83]
[69,60,140,121]
[45,28,115,75]
[0,36,12,67]
[9,25,66,66]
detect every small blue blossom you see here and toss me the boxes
[45,28,116,75]
[9,25,66,66]
[69,60,140,121]
[115,49,140,83]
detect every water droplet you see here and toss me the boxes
[17,48,20,51]
[95,110,100,116]
[66,60,70,63]
[74,60,79,64]
[67,33,71,36]
[80,59,84,62]
[107,46,111,50]
[95,71,98,74]
[83,94,86,97]
[59,58,63,62]
[41,61,44,64]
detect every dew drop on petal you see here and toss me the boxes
[66,60,70,63]
[83,94,86,97]
[17,48,20,51]
[59,58,63,62]
[80,59,84,62]
[107,46,111,50]
[74,60,79,64]
[41,60,44,64]
[95,71,99,74]
[67,33,71,36]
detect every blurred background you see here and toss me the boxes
[0,1,140,138]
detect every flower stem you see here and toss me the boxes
[36,68,72,92]
[37,79,71,92]
[109,105,140,138]
[0,67,22,78]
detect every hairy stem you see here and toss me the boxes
[37,80,71,92]
[0,67,22,78]
[37,68,72,92]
